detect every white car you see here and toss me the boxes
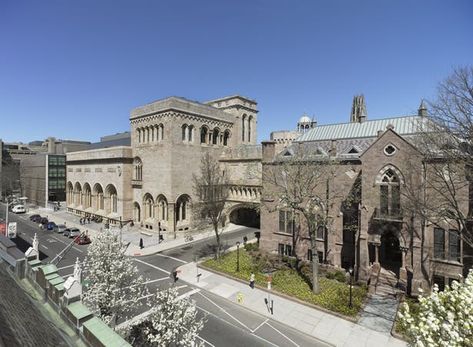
[12,205,26,214]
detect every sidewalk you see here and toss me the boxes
[177,262,407,347]
[25,206,247,257]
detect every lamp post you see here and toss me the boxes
[236,241,241,272]
[348,267,353,308]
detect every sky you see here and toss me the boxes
[0,0,472,144]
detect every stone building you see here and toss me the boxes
[261,96,472,294]
[66,95,261,235]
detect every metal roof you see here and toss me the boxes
[296,115,428,142]
[83,317,130,346]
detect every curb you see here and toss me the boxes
[199,264,360,323]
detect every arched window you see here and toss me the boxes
[143,194,154,220]
[67,182,74,205]
[188,125,194,142]
[137,128,141,143]
[83,183,92,209]
[242,114,247,142]
[74,182,82,206]
[212,128,220,145]
[200,126,208,144]
[158,124,164,141]
[157,195,168,222]
[248,115,253,142]
[93,183,104,211]
[182,124,188,141]
[133,157,142,181]
[176,195,191,222]
[223,130,230,146]
[379,168,401,217]
[105,184,118,214]
[133,202,141,222]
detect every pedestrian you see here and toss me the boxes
[139,238,144,249]
[249,273,255,289]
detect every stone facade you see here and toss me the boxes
[66,95,261,233]
[260,101,472,295]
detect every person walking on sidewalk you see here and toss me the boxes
[249,273,255,289]
[139,238,144,249]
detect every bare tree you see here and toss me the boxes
[262,144,340,293]
[193,152,229,259]
[405,66,473,250]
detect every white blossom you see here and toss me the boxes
[82,229,147,327]
[127,287,204,346]
[398,269,473,347]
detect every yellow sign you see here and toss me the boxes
[237,292,244,304]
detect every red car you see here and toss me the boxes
[74,235,91,245]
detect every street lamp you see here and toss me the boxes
[348,267,353,308]
[236,241,241,272]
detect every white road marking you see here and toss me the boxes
[266,322,300,347]
[174,284,188,290]
[195,305,280,347]
[155,253,187,264]
[41,245,49,250]
[57,264,78,271]
[197,291,251,331]
[251,318,269,333]
[176,288,200,300]
[133,258,169,274]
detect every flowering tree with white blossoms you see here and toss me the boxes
[126,287,204,346]
[398,269,473,347]
[82,229,147,327]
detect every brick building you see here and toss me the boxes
[260,96,472,294]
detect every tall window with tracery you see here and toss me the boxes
[379,168,401,217]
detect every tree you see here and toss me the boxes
[397,269,473,347]
[125,287,204,347]
[403,66,473,252]
[82,229,147,327]
[262,144,339,293]
[193,152,229,259]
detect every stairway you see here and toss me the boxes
[376,268,401,297]
[358,268,402,333]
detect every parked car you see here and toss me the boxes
[38,218,49,229]
[54,224,67,234]
[29,214,41,221]
[12,205,26,214]
[46,222,57,231]
[63,228,71,237]
[75,235,91,245]
[68,228,81,239]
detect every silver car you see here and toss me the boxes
[68,228,81,238]
[54,224,67,234]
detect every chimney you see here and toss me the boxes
[262,141,276,163]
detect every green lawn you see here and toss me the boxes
[203,249,367,317]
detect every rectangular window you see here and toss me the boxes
[57,156,65,165]
[286,211,293,235]
[448,230,460,262]
[434,228,445,259]
[285,244,292,256]
[278,243,284,255]
[316,226,325,240]
[48,156,57,165]
[49,179,58,189]
[278,211,286,233]
[307,249,312,261]
[317,251,324,264]
[343,228,355,244]
[433,275,445,291]
[49,168,58,177]
[57,168,66,177]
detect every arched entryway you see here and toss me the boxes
[229,207,260,228]
[380,230,402,274]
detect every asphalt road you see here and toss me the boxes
[1,205,330,347]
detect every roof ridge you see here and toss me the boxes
[311,114,418,128]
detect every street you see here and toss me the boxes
[0,205,330,347]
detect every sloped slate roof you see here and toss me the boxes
[296,115,428,142]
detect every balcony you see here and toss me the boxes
[131,179,142,188]
[373,208,403,222]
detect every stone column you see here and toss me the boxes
[168,203,176,237]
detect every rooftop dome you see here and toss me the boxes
[299,114,312,123]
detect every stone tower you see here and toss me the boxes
[350,95,367,123]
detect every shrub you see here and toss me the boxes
[326,270,347,283]
[244,242,258,252]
